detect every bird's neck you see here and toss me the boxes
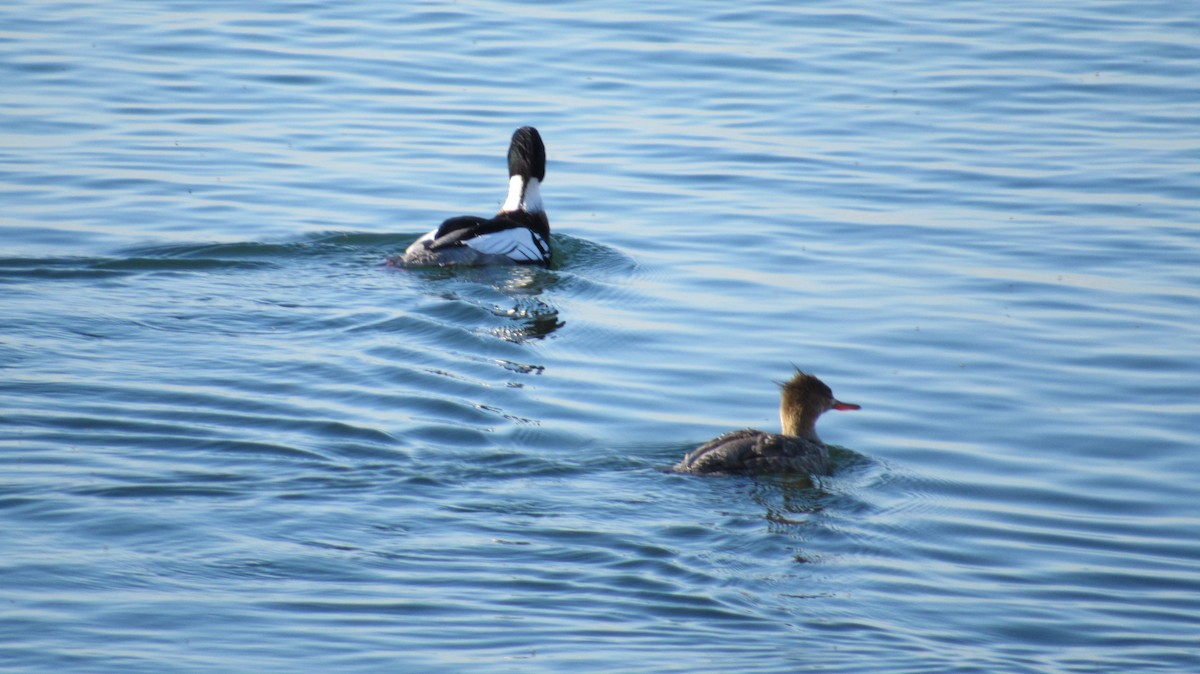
[781,406,821,443]
[502,175,543,213]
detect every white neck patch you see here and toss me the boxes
[502,176,543,213]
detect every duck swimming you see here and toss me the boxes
[401,126,551,266]
[674,370,860,475]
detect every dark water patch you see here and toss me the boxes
[0,253,283,283]
[74,484,244,500]
[94,256,276,273]
[0,257,130,281]
[124,240,336,261]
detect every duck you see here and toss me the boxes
[673,369,860,475]
[401,126,551,266]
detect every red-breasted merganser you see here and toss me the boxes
[674,370,860,475]
[401,126,551,266]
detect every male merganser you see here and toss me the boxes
[401,126,551,266]
[674,370,860,475]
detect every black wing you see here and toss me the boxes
[425,213,551,264]
[426,216,502,251]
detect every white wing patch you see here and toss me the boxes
[465,227,547,263]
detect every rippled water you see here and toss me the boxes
[3,1,1199,671]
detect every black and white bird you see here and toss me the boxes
[401,126,552,266]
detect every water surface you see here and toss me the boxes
[2,1,1199,671]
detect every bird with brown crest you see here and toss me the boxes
[674,369,860,476]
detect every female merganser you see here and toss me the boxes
[674,370,860,475]
[401,126,551,266]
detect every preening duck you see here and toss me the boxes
[674,370,860,476]
[401,126,551,266]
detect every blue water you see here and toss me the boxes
[3,1,1199,671]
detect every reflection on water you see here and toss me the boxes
[388,257,568,342]
[491,297,564,342]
